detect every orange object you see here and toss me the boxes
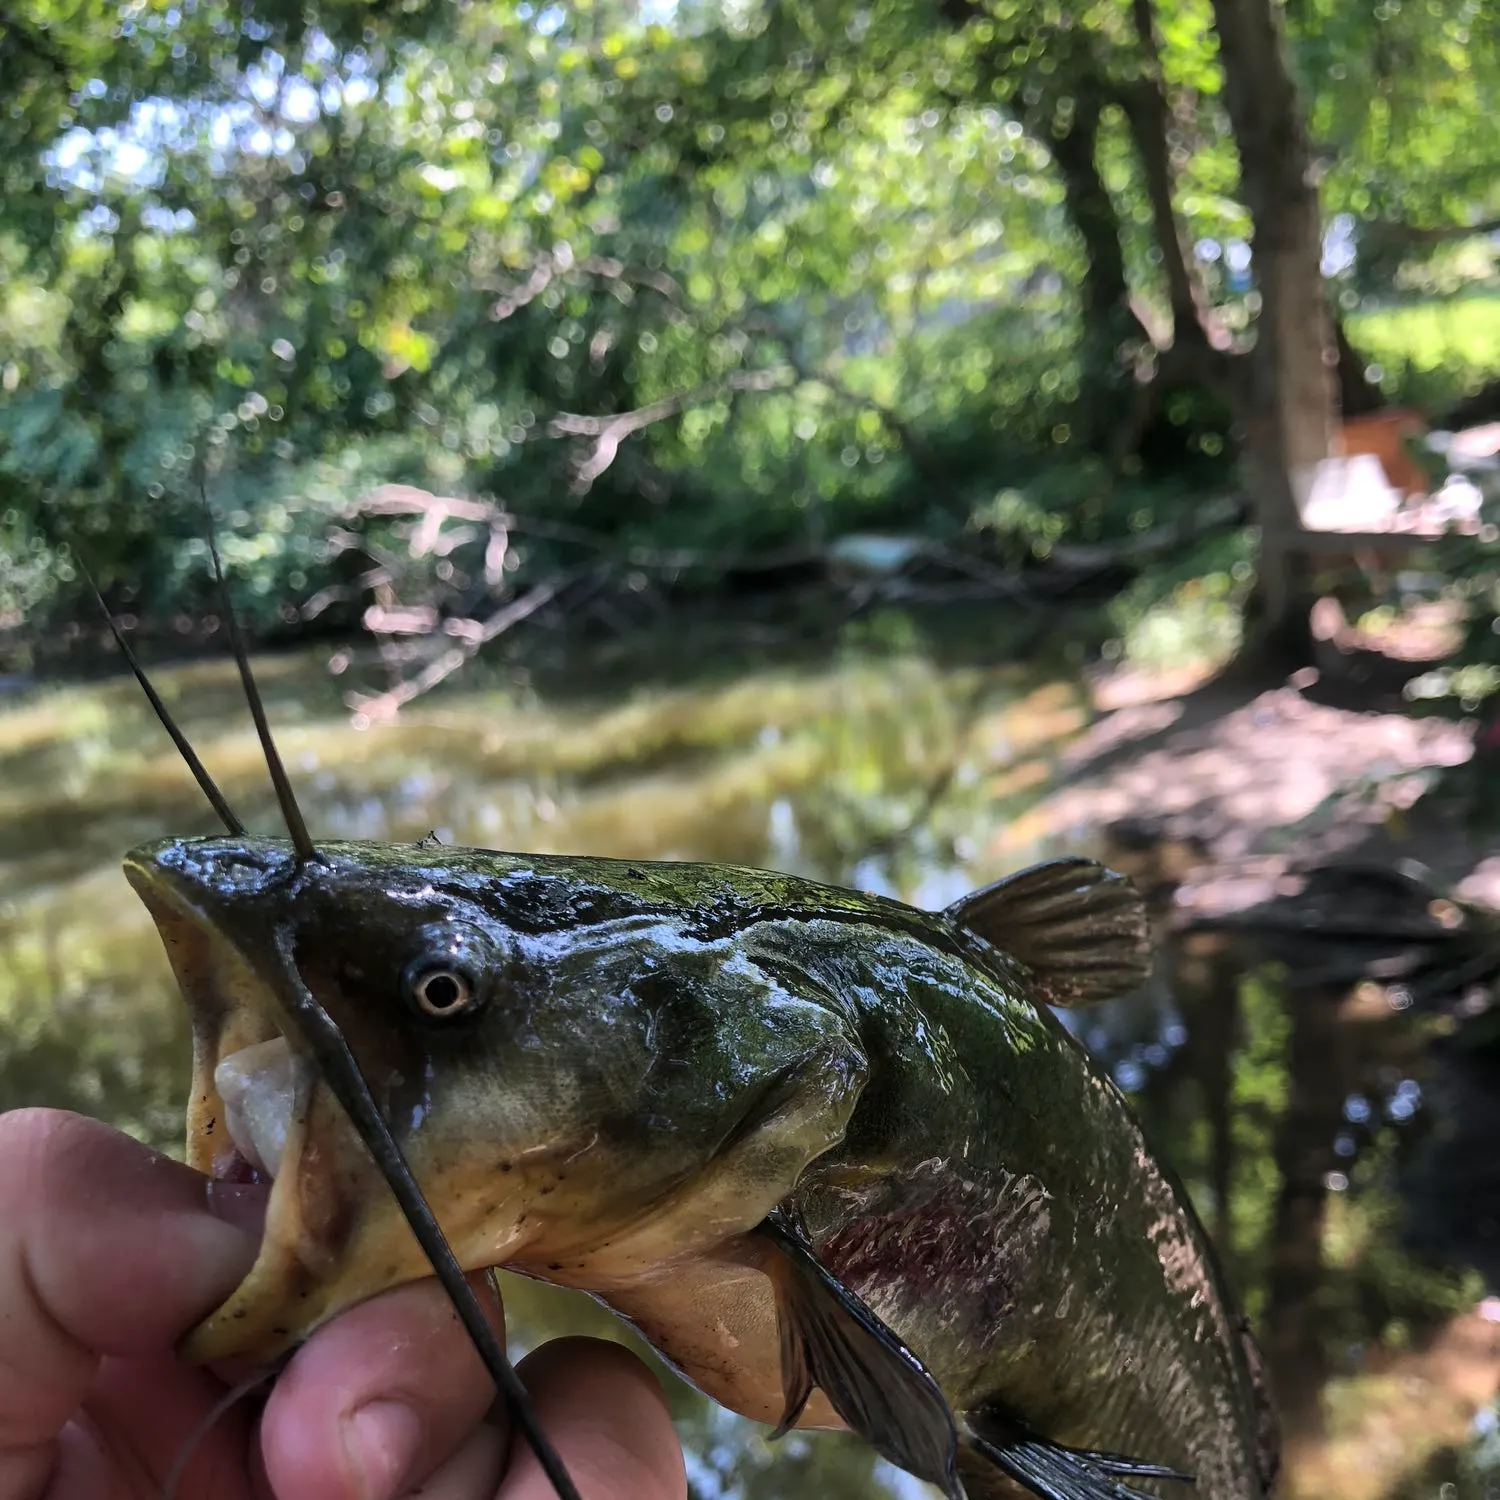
[1334,408,1429,498]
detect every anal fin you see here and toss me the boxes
[963,1404,1193,1500]
[753,1209,963,1500]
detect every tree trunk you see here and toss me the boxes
[1039,67,1152,452]
[1207,0,1337,660]
[1262,985,1346,1437]
[1118,0,1228,361]
[1333,316,1385,418]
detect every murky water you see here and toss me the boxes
[1,613,1496,1499]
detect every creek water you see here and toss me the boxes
[0,609,1494,1499]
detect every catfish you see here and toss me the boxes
[126,837,1277,1500]
[90,541,1277,1500]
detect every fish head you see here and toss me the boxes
[124,834,810,1364]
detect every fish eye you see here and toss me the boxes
[409,967,473,1017]
[400,922,498,1022]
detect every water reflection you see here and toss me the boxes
[1,618,1495,1498]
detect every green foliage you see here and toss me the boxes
[1,0,1094,633]
[1299,0,1500,233]
[1108,527,1255,671]
[1346,296,1500,413]
[0,0,1496,652]
[1226,967,1293,1314]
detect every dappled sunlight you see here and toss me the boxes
[1042,680,1474,872]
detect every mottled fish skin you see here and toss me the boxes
[761,920,1265,1497]
[125,836,1270,1499]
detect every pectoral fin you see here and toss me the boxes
[962,1403,1193,1500]
[945,858,1150,1007]
[754,1209,963,1500]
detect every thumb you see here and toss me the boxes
[0,1110,261,1496]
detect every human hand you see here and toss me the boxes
[0,1109,687,1500]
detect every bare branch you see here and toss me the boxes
[577,256,692,320]
[547,367,794,489]
[352,479,826,573]
[300,565,393,621]
[1366,214,1500,249]
[485,248,693,324]
[362,603,440,636]
[344,576,574,723]
[357,483,497,525]
[487,254,567,322]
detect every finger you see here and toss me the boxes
[0,1109,263,1500]
[70,1352,269,1500]
[259,1271,507,1500]
[395,1423,505,1500]
[497,1338,685,1500]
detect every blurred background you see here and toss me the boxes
[2,0,1500,1495]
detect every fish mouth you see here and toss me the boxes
[121,857,306,1187]
[214,1037,299,1186]
[124,851,398,1365]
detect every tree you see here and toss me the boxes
[1208,0,1336,655]
[2,0,1496,669]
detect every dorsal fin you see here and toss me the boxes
[944,858,1150,1007]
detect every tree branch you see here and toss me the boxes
[1363,214,1500,249]
[484,248,693,324]
[344,574,578,722]
[546,367,794,489]
[1115,0,1236,354]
